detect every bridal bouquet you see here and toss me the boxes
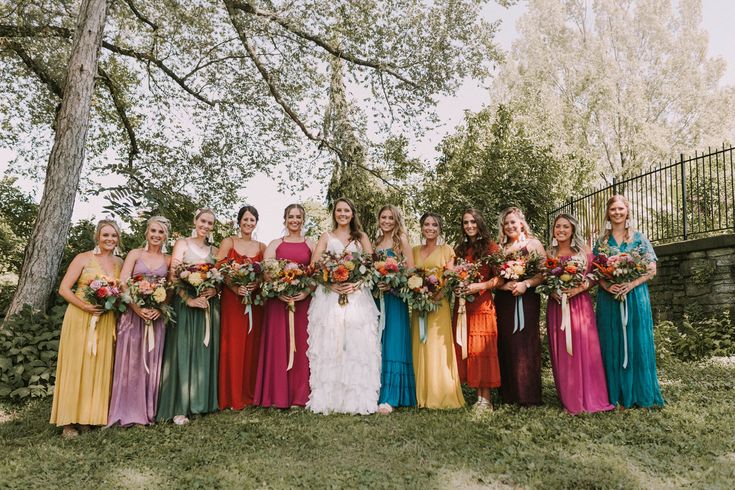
[443,259,484,359]
[313,250,373,306]
[82,276,126,355]
[400,267,445,343]
[219,257,263,332]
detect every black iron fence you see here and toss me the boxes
[548,144,735,244]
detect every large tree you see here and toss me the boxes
[1,1,501,316]
[492,0,735,181]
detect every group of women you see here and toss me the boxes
[49,194,664,438]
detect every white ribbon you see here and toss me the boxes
[620,293,629,369]
[379,291,386,334]
[419,314,428,343]
[203,300,211,347]
[87,315,100,356]
[512,296,525,333]
[143,319,155,374]
[560,293,573,356]
[456,297,468,360]
[287,300,296,371]
[245,303,253,334]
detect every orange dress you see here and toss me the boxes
[454,243,501,388]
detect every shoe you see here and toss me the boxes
[173,415,190,426]
[377,403,393,415]
[473,397,492,412]
[61,426,79,439]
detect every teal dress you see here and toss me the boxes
[594,232,664,408]
[376,248,416,407]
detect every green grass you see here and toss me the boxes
[1,359,734,489]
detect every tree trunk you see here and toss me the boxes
[4,0,109,322]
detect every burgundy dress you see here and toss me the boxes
[253,240,311,408]
[547,254,613,414]
[107,259,168,426]
[218,249,263,410]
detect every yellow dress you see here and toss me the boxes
[50,255,121,426]
[411,244,465,409]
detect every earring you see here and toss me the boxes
[551,237,558,247]
[236,228,242,238]
[191,228,197,238]
[501,235,507,245]
[208,232,214,245]
[161,242,168,254]
[625,219,630,229]
[144,241,150,252]
[113,246,122,256]
[519,232,527,242]
[93,245,100,254]
[605,221,612,230]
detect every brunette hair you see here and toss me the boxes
[237,205,259,223]
[548,213,587,266]
[283,203,306,221]
[455,208,493,260]
[332,197,365,242]
[419,212,444,242]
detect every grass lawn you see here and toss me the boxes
[1,358,733,489]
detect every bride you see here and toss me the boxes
[307,197,381,414]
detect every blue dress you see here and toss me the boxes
[594,231,664,408]
[376,248,417,407]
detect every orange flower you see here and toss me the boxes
[564,264,578,274]
[332,265,349,282]
[545,257,559,269]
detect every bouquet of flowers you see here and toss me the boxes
[399,267,445,343]
[261,258,314,370]
[371,251,408,331]
[443,259,484,359]
[174,262,223,346]
[124,274,173,370]
[493,250,542,334]
[219,257,263,332]
[313,250,373,306]
[82,276,126,355]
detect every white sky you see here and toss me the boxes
[2,0,734,243]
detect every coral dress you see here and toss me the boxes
[376,248,416,408]
[546,253,613,414]
[108,258,169,426]
[218,248,263,410]
[254,240,311,408]
[594,232,664,408]
[411,244,465,409]
[307,234,382,414]
[454,243,501,389]
[50,255,121,426]
[156,244,220,420]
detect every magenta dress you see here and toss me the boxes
[547,254,614,415]
[253,240,311,408]
[107,259,168,426]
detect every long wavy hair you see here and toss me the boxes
[497,207,535,245]
[332,197,365,242]
[374,204,408,255]
[599,194,636,244]
[455,208,493,260]
[419,212,444,244]
[548,213,587,266]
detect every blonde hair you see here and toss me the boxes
[548,213,587,267]
[374,205,408,255]
[193,208,216,245]
[600,194,636,244]
[94,219,122,255]
[145,215,171,252]
[497,207,535,245]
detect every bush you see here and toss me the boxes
[0,304,64,402]
[655,311,735,362]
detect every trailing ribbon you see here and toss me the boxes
[513,296,525,333]
[379,291,386,334]
[87,315,100,356]
[286,300,296,371]
[245,303,253,334]
[560,293,573,356]
[143,318,156,374]
[620,293,629,369]
[203,300,211,347]
[456,297,468,360]
[419,314,428,344]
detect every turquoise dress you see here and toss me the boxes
[594,232,664,408]
[377,248,416,407]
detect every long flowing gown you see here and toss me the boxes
[546,253,613,414]
[376,248,416,408]
[156,245,220,420]
[253,240,311,408]
[107,259,168,426]
[454,243,501,389]
[50,255,121,426]
[412,244,465,409]
[307,235,381,414]
[218,248,263,410]
[594,232,664,408]
[495,247,542,406]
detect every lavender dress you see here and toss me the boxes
[108,259,168,426]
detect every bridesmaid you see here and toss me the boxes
[108,216,172,427]
[157,208,220,425]
[253,204,314,408]
[546,213,613,414]
[412,212,464,409]
[594,195,664,408]
[50,219,123,438]
[494,207,545,406]
[216,205,266,410]
[373,205,416,414]
[453,209,503,411]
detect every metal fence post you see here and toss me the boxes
[680,153,688,240]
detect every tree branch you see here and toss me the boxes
[120,0,158,30]
[227,0,419,89]
[5,40,63,97]
[97,65,139,166]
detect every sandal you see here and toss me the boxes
[377,403,393,415]
[173,415,190,426]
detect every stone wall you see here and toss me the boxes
[650,234,735,322]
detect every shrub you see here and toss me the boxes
[655,310,735,362]
[0,304,64,402]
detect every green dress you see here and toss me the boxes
[594,231,664,408]
[157,244,220,420]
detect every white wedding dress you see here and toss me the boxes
[306,234,382,414]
